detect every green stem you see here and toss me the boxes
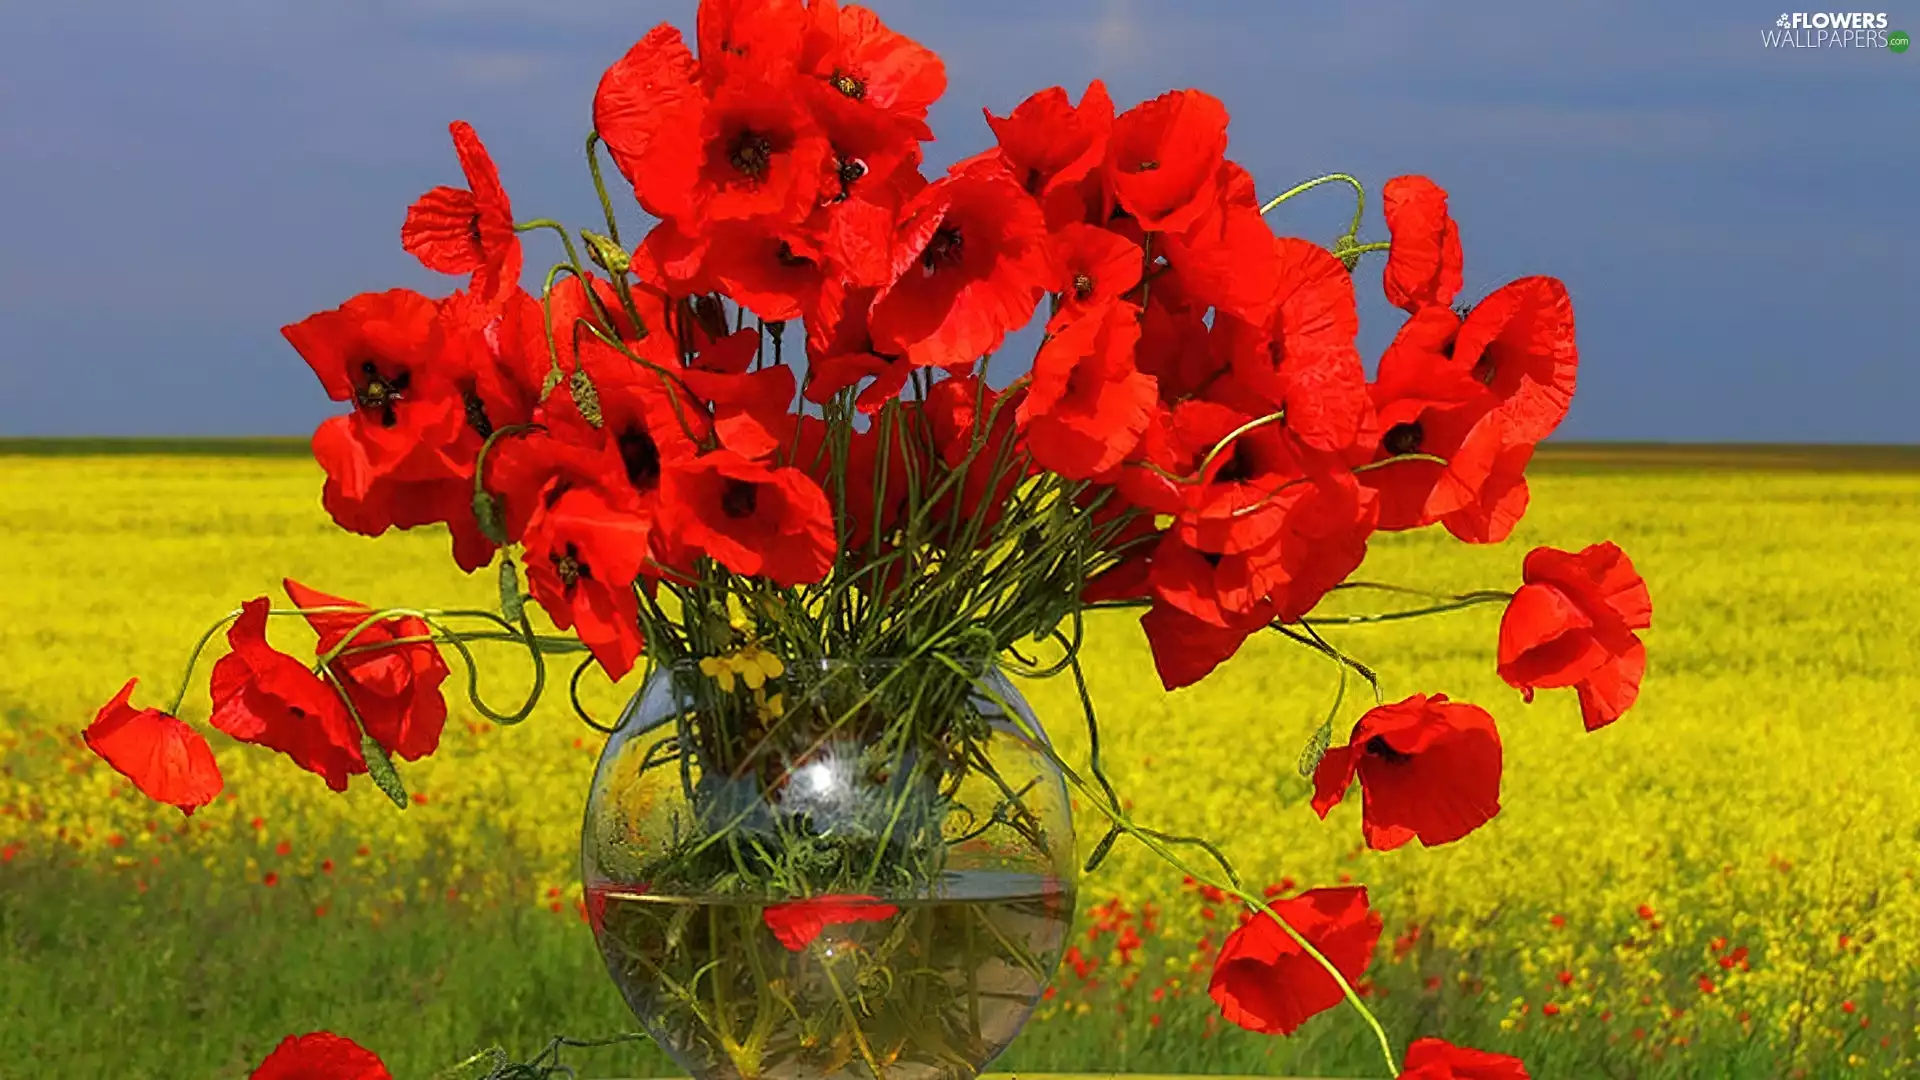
[1261,172,1366,241]
[584,131,623,247]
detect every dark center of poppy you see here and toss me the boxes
[692,295,731,340]
[1200,550,1224,568]
[775,241,812,268]
[1135,159,1160,172]
[832,156,868,201]
[1213,444,1255,485]
[462,388,493,439]
[288,704,308,720]
[1072,272,1095,301]
[618,427,661,492]
[921,225,965,274]
[729,131,774,181]
[552,544,587,589]
[1364,734,1414,765]
[830,70,866,100]
[721,479,760,519]
[1383,421,1424,456]
[1472,350,1497,387]
[467,212,484,247]
[354,361,411,429]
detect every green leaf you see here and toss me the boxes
[1296,718,1334,778]
[497,556,525,622]
[360,733,409,810]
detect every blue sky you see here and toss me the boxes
[0,0,1911,441]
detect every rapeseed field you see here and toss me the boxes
[3,450,1917,1078]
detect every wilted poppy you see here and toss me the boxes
[83,679,223,815]
[283,580,450,763]
[1209,886,1383,1035]
[400,121,522,309]
[209,598,366,792]
[1312,693,1504,850]
[1498,542,1652,731]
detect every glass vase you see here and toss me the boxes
[581,658,1077,1080]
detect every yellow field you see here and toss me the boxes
[4,452,1919,1076]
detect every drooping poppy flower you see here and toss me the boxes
[1140,599,1274,692]
[1045,224,1142,331]
[1209,886,1383,1035]
[1498,542,1652,731]
[763,894,899,951]
[248,1031,392,1080]
[83,679,223,815]
[659,450,837,587]
[400,121,523,309]
[1397,1037,1531,1079]
[797,0,945,142]
[804,282,913,411]
[209,598,366,793]
[1381,175,1464,314]
[1105,89,1230,234]
[1020,300,1157,480]
[867,170,1055,369]
[283,579,450,763]
[985,81,1115,229]
[1311,693,1504,851]
[682,355,799,460]
[1450,276,1578,446]
[521,486,654,682]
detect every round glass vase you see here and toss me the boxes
[581,658,1078,1080]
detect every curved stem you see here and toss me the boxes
[1305,594,1511,626]
[584,131,623,247]
[1261,172,1366,241]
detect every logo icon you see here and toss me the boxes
[1778,13,1792,26]
[1892,29,1912,51]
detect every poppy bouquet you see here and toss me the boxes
[82,1,1654,1077]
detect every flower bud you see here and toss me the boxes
[582,229,630,276]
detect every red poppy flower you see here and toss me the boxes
[1105,89,1229,234]
[695,80,834,223]
[1020,300,1157,480]
[683,361,798,461]
[1218,238,1370,453]
[986,81,1114,230]
[1157,160,1281,325]
[659,450,836,586]
[400,121,522,309]
[797,0,945,142]
[1398,1038,1529,1079]
[436,289,546,442]
[1311,693,1504,851]
[1451,276,1578,446]
[1135,289,1226,406]
[1140,600,1274,691]
[697,0,807,83]
[1045,224,1142,332]
[209,598,366,793]
[593,26,705,221]
[1381,175,1463,314]
[83,679,223,815]
[248,1031,391,1080]
[701,222,827,322]
[868,170,1055,369]
[1498,542,1652,731]
[283,580,449,763]
[804,283,912,412]
[522,486,654,682]
[1209,886,1383,1035]
[762,894,899,951]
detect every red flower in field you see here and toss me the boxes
[400,121,522,309]
[522,486,654,682]
[1217,238,1371,453]
[763,894,899,951]
[248,1031,392,1080]
[1397,1037,1530,1079]
[283,579,450,762]
[83,679,223,815]
[867,169,1055,369]
[1498,541,1652,730]
[1105,89,1229,234]
[1311,693,1504,851]
[1452,276,1579,446]
[984,81,1113,229]
[1020,299,1157,479]
[210,598,366,792]
[1209,886,1382,1035]
[658,450,836,587]
[1381,175,1464,314]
